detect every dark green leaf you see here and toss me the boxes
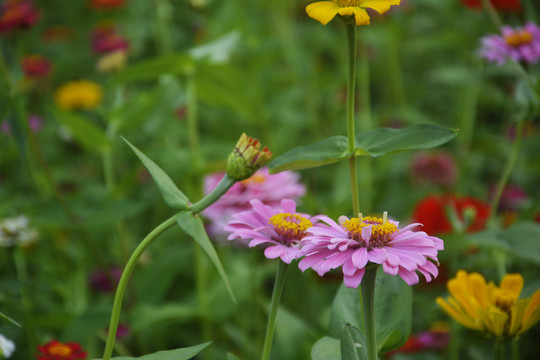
[341,324,368,360]
[91,342,211,360]
[52,108,111,154]
[355,124,457,157]
[176,211,236,302]
[122,137,189,209]
[311,337,341,360]
[268,136,349,173]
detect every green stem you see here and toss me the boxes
[361,266,378,360]
[261,261,289,360]
[345,23,360,215]
[480,0,503,29]
[488,120,524,225]
[103,149,114,193]
[190,174,236,214]
[494,340,506,360]
[186,74,199,156]
[358,35,372,214]
[102,216,177,360]
[511,337,520,360]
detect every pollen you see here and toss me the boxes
[505,30,533,47]
[342,216,398,248]
[49,343,73,357]
[269,213,312,244]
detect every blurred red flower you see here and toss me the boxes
[412,194,491,235]
[21,54,51,78]
[89,0,127,9]
[36,340,86,360]
[462,0,521,11]
[0,0,40,33]
[91,23,129,54]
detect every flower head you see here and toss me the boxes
[96,50,127,73]
[55,80,103,111]
[462,0,521,11]
[226,199,316,263]
[36,340,86,360]
[436,271,540,339]
[0,334,15,358]
[412,194,490,235]
[412,152,456,187]
[479,22,540,65]
[88,266,122,293]
[306,0,400,26]
[91,23,129,55]
[0,0,40,34]
[0,215,38,247]
[202,168,306,236]
[21,55,51,79]
[299,212,443,288]
[226,133,272,181]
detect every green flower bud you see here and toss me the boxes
[226,133,272,181]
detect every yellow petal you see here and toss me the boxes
[360,0,400,14]
[509,299,528,336]
[306,1,341,25]
[520,290,540,334]
[500,274,523,303]
[336,7,371,26]
[486,307,508,337]
[436,297,480,330]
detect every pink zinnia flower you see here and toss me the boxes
[91,23,129,55]
[299,213,443,288]
[203,168,306,236]
[479,22,540,65]
[0,0,40,34]
[225,199,316,264]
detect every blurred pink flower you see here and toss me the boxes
[89,266,122,293]
[0,0,40,34]
[412,152,456,187]
[479,22,540,65]
[226,199,316,263]
[1,115,42,135]
[299,214,443,288]
[490,184,528,212]
[202,168,306,236]
[91,23,129,54]
[21,54,51,78]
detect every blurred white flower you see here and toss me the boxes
[0,215,38,248]
[0,334,15,358]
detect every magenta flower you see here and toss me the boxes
[479,22,540,65]
[411,151,456,187]
[225,199,316,264]
[298,214,444,288]
[203,168,306,236]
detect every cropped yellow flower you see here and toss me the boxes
[55,80,103,110]
[436,270,540,339]
[306,0,400,26]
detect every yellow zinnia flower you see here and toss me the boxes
[436,270,540,339]
[55,80,103,110]
[306,0,400,26]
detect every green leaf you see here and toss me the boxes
[329,269,412,353]
[176,211,236,303]
[122,137,189,210]
[92,342,211,360]
[355,124,457,157]
[311,337,341,360]
[0,311,21,327]
[226,354,242,360]
[52,107,111,154]
[341,324,368,360]
[113,54,193,84]
[268,136,349,173]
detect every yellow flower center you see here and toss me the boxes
[493,289,516,313]
[505,31,533,47]
[241,174,266,185]
[268,213,312,245]
[336,0,363,6]
[49,343,73,357]
[342,216,398,248]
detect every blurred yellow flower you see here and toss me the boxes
[55,80,103,110]
[306,0,400,26]
[96,50,127,73]
[436,270,540,339]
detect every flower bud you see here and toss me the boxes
[226,133,272,181]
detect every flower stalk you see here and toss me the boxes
[261,260,289,360]
[361,265,378,360]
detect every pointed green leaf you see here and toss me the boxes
[176,211,236,303]
[91,342,211,360]
[52,107,111,154]
[311,336,341,360]
[0,311,21,327]
[355,124,458,157]
[329,269,412,353]
[268,136,349,173]
[122,137,189,210]
[341,324,368,360]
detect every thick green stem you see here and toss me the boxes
[345,23,360,215]
[494,340,506,360]
[361,266,378,360]
[190,174,236,214]
[261,261,289,360]
[102,216,177,360]
[488,120,524,225]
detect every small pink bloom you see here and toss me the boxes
[21,55,51,78]
[226,199,316,264]
[91,23,129,55]
[0,0,40,34]
[299,214,443,288]
[479,22,540,65]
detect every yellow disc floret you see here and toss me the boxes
[342,216,397,248]
[268,213,312,245]
[49,343,73,357]
[505,31,533,47]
